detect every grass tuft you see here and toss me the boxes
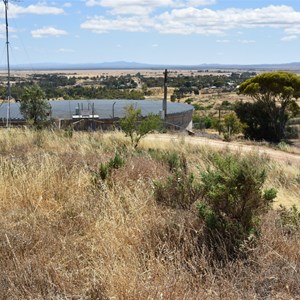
[0,128,299,298]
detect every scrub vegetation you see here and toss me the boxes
[2,69,300,142]
[0,128,299,299]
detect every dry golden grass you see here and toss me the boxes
[0,128,299,299]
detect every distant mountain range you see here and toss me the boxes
[2,61,300,71]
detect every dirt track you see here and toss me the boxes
[145,134,300,166]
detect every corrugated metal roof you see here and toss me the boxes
[0,99,193,121]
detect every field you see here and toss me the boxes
[0,68,231,78]
[3,68,300,111]
[0,128,299,299]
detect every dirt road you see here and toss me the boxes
[145,134,300,166]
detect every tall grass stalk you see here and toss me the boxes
[0,128,299,299]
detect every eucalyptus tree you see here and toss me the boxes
[20,85,51,128]
[238,71,300,141]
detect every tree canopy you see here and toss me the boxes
[235,101,276,141]
[238,71,300,142]
[20,85,51,127]
[120,105,162,148]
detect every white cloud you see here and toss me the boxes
[56,48,74,53]
[187,0,216,6]
[281,35,298,41]
[109,6,153,15]
[85,0,176,15]
[1,3,64,18]
[152,43,159,47]
[0,24,6,34]
[86,0,174,7]
[85,0,100,6]
[284,26,300,35]
[216,39,229,43]
[31,27,67,38]
[85,0,215,12]
[238,39,256,44]
[81,5,300,38]
[0,24,16,34]
[155,5,300,35]
[63,3,72,8]
[81,16,151,33]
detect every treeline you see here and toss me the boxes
[0,74,144,100]
[0,71,256,101]
[97,75,138,89]
[141,72,256,101]
[141,72,256,89]
[193,72,300,143]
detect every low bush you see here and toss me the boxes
[277,204,300,235]
[193,115,213,129]
[197,153,277,261]
[120,105,162,148]
[92,152,126,183]
[154,153,200,209]
[64,125,74,138]
[154,170,200,209]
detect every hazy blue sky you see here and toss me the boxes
[1,0,300,66]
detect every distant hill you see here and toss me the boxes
[2,61,300,71]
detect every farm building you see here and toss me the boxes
[0,99,194,131]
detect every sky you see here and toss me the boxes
[1,0,300,66]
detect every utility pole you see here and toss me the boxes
[112,101,116,119]
[163,69,168,119]
[3,0,11,127]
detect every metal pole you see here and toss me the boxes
[92,102,95,130]
[4,0,11,127]
[163,69,168,118]
[218,107,221,135]
[112,101,116,119]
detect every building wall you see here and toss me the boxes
[165,110,193,130]
[57,109,194,132]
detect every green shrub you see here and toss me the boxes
[277,205,300,235]
[170,94,176,102]
[147,149,187,173]
[154,170,200,209]
[185,98,193,104]
[197,152,276,261]
[221,100,231,107]
[154,153,200,209]
[99,163,110,181]
[193,104,206,111]
[193,115,213,129]
[120,105,162,148]
[213,112,246,140]
[163,151,187,173]
[108,152,125,169]
[276,141,290,152]
[64,125,73,138]
[92,152,126,184]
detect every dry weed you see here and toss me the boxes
[0,128,299,299]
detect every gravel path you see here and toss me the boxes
[145,134,300,166]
